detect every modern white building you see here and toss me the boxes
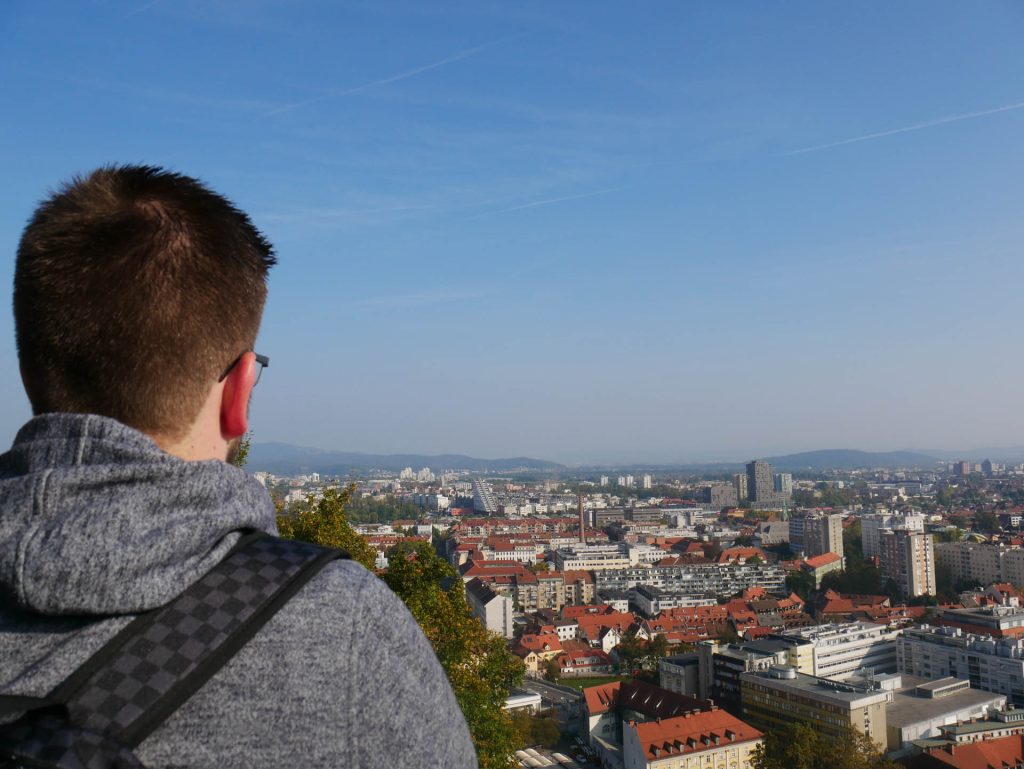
[412,493,450,512]
[631,586,717,617]
[595,562,786,598]
[626,543,668,566]
[778,622,900,680]
[465,577,515,638]
[669,509,718,528]
[554,543,632,572]
[471,478,499,514]
[883,676,1005,750]
[899,625,1024,704]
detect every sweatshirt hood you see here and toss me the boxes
[0,414,276,616]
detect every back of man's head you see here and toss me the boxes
[15,165,276,441]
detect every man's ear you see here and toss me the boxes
[220,352,256,439]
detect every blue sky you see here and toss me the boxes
[2,1,1023,464]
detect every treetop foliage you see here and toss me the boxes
[279,490,524,769]
[276,485,377,570]
[751,723,899,769]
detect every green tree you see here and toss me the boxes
[975,510,1001,533]
[647,633,670,659]
[279,491,526,769]
[939,527,965,543]
[229,432,251,468]
[343,493,423,524]
[785,570,816,601]
[614,632,646,672]
[528,712,561,748]
[511,710,561,749]
[382,541,525,769]
[543,657,562,683]
[751,723,900,769]
[277,485,376,569]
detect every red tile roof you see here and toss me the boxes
[803,552,842,569]
[908,734,1024,768]
[583,681,621,715]
[562,604,615,618]
[459,560,528,578]
[515,632,562,655]
[631,708,761,760]
[717,547,766,563]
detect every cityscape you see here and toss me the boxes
[255,451,1024,769]
[3,2,1023,768]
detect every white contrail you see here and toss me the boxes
[465,186,627,219]
[124,0,162,17]
[265,36,519,117]
[786,100,1024,155]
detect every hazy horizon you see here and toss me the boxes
[2,2,1023,462]
[248,439,1023,468]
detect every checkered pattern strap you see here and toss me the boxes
[48,533,345,747]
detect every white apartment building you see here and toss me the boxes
[465,578,515,639]
[484,543,543,565]
[934,542,1024,587]
[554,543,632,571]
[412,493,450,512]
[626,543,669,566]
[284,489,309,505]
[631,586,717,617]
[899,625,1024,704]
[861,512,925,559]
[471,478,499,514]
[595,562,786,598]
[779,622,900,680]
[880,528,936,598]
[669,509,718,528]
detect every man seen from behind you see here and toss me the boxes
[0,166,477,768]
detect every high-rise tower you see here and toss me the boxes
[746,460,774,503]
[578,494,587,545]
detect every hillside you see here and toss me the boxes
[763,449,939,471]
[248,442,564,475]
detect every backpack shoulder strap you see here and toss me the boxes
[44,533,347,747]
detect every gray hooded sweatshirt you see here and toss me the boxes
[0,414,477,768]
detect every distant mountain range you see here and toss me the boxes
[764,447,1024,470]
[249,442,1024,476]
[762,449,940,471]
[248,442,565,475]
[909,446,1024,463]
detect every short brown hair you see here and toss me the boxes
[15,165,276,439]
